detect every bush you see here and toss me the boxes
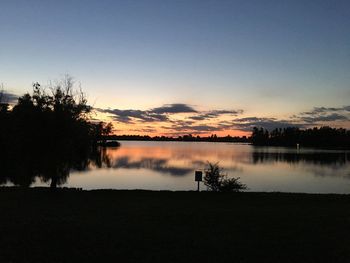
[204,162,247,192]
[219,176,247,192]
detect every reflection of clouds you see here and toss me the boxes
[190,160,244,177]
[104,143,350,181]
[108,155,245,177]
[191,160,207,167]
[113,156,193,176]
[107,143,251,168]
[303,164,350,179]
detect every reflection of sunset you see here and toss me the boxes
[65,142,350,193]
[106,142,252,169]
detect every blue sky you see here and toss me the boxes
[1,0,350,135]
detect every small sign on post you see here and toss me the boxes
[195,171,202,192]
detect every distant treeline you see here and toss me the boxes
[252,126,350,148]
[106,134,250,143]
[107,126,350,147]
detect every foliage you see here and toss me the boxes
[204,162,222,191]
[219,177,247,192]
[0,76,114,188]
[252,126,350,147]
[92,121,114,144]
[204,162,247,192]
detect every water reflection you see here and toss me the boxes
[76,142,349,193]
[105,143,349,176]
[251,149,349,166]
[1,141,350,193]
[0,146,112,188]
[113,157,193,176]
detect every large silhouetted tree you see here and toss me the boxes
[0,77,113,188]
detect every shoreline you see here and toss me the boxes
[2,186,350,196]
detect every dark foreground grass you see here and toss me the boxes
[1,188,350,262]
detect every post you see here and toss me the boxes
[195,171,203,192]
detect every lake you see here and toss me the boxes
[29,141,350,193]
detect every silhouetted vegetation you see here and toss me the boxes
[0,77,113,188]
[106,134,250,143]
[204,162,247,192]
[252,126,350,148]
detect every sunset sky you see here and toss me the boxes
[1,0,350,136]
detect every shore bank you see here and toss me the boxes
[1,187,350,262]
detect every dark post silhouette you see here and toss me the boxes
[195,171,202,191]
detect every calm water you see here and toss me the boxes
[30,141,350,193]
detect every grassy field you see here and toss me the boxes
[1,188,350,262]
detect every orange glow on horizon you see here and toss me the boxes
[93,108,350,138]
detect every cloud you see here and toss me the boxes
[162,123,222,133]
[98,108,169,123]
[98,104,243,126]
[129,127,157,133]
[234,117,277,123]
[300,113,348,123]
[342,106,350,112]
[151,103,197,114]
[97,103,350,135]
[98,103,197,123]
[296,106,350,124]
[230,117,304,131]
[301,106,350,115]
[0,91,18,104]
[184,125,220,132]
[188,109,243,121]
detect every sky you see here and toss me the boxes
[1,0,350,136]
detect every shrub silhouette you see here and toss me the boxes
[204,162,247,192]
[219,177,247,192]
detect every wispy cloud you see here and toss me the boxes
[151,103,197,114]
[301,106,350,114]
[300,113,348,123]
[97,103,350,135]
[295,106,350,124]
[230,118,305,131]
[163,123,221,133]
[188,109,243,121]
[0,91,18,104]
[98,103,196,123]
[98,109,169,123]
[98,104,243,125]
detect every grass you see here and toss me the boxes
[1,187,350,262]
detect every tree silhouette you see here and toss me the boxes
[0,77,113,188]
